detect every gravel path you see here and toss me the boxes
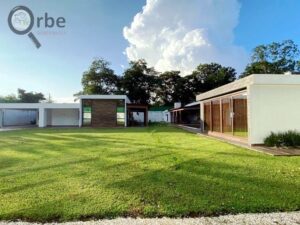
[0,212,299,225]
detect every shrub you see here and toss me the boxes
[148,121,169,126]
[264,130,300,148]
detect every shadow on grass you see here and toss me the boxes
[0,179,55,195]
[106,158,300,217]
[3,158,299,222]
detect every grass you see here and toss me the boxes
[0,125,299,222]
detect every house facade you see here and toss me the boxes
[0,95,169,128]
[196,74,300,145]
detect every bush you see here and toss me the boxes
[264,130,300,148]
[148,121,169,126]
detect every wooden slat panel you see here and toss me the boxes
[92,100,117,127]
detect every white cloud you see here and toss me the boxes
[123,0,248,75]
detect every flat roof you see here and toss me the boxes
[0,103,80,109]
[196,74,300,101]
[184,101,200,107]
[78,95,131,103]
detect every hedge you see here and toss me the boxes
[264,130,300,148]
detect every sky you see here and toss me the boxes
[0,0,300,102]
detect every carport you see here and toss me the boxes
[0,104,40,128]
[0,103,80,128]
[2,109,38,127]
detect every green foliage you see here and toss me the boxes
[0,126,299,221]
[81,58,121,95]
[0,94,19,103]
[0,90,46,103]
[264,130,300,147]
[241,40,300,78]
[156,71,191,105]
[17,89,46,103]
[77,58,236,106]
[187,63,236,93]
[148,121,169,126]
[122,59,158,104]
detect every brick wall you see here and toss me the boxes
[91,100,117,127]
[82,99,117,127]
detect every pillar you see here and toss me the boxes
[124,102,127,127]
[79,99,82,127]
[0,109,3,128]
[38,108,46,128]
[200,102,204,132]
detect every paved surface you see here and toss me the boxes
[175,124,300,156]
[0,212,299,225]
[0,126,36,132]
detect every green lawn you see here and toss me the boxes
[0,125,299,222]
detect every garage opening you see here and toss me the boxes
[46,109,79,127]
[2,109,38,127]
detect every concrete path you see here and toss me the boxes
[0,212,299,225]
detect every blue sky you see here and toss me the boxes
[0,0,299,102]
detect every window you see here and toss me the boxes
[203,91,248,138]
[204,102,211,131]
[233,94,248,137]
[212,100,221,132]
[222,98,231,133]
[82,101,92,126]
[117,100,125,126]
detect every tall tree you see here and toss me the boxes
[241,40,300,78]
[80,58,121,95]
[156,71,193,106]
[18,89,45,103]
[122,59,158,104]
[187,63,236,94]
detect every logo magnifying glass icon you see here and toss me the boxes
[8,6,41,48]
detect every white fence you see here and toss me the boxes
[148,111,170,123]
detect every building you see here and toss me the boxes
[169,102,201,128]
[0,103,80,128]
[0,95,172,128]
[148,106,171,123]
[0,95,139,128]
[197,74,300,145]
[79,95,130,127]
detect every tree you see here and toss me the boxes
[80,58,121,95]
[0,94,19,103]
[187,63,236,94]
[122,59,158,104]
[155,71,193,106]
[17,89,45,103]
[241,40,300,78]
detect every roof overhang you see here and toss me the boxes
[196,74,300,102]
[0,103,80,110]
[184,101,200,107]
[78,95,131,103]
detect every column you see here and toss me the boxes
[124,102,127,127]
[0,109,3,128]
[200,102,204,132]
[79,99,82,127]
[38,108,46,128]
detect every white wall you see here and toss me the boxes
[148,111,170,122]
[248,84,300,144]
[46,109,79,126]
[3,109,37,126]
[132,112,144,122]
[0,110,3,127]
